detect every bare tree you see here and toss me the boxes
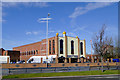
[113,37,120,58]
[92,24,113,72]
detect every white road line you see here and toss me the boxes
[89,76,118,79]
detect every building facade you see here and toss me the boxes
[0,48,20,62]
[13,31,86,63]
[0,48,5,55]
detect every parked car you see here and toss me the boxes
[16,60,25,64]
[27,55,56,63]
[113,59,119,62]
[0,56,10,63]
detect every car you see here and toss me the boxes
[17,60,25,64]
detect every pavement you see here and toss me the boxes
[2,74,120,80]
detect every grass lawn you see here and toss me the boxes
[3,70,119,79]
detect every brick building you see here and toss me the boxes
[13,31,86,63]
[0,48,5,55]
[0,48,20,62]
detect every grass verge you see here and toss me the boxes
[3,70,119,79]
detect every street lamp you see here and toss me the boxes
[38,13,52,63]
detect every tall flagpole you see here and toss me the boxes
[46,13,50,63]
[38,13,51,63]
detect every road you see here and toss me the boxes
[2,74,120,80]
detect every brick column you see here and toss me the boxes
[41,58,43,63]
[65,35,67,63]
[84,58,86,63]
[111,58,113,62]
[92,57,94,63]
[107,58,109,63]
[81,58,84,63]
[56,58,58,63]
[48,39,49,56]
[83,39,86,57]
[69,58,71,63]
[55,33,59,63]
[65,58,67,63]
[77,37,80,62]
[51,39,53,55]
[7,57,9,63]
[97,59,99,63]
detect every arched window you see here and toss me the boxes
[49,40,51,54]
[31,51,33,55]
[22,52,23,55]
[24,52,25,55]
[26,51,27,55]
[53,40,55,54]
[27,51,28,55]
[80,42,83,55]
[71,40,74,54]
[29,51,30,55]
[23,52,25,55]
[60,39,63,54]
[36,50,38,54]
[34,50,35,55]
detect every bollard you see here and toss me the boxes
[7,57,9,63]
[41,58,43,63]
[107,59,109,63]
[84,59,86,63]
[56,58,58,63]
[64,58,67,63]
[69,58,71,63]
[81,58,83,63]
[77,58,80,63]
[111,58,113,62]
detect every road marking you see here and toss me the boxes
[89,76,118,79]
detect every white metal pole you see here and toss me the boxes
[46,15,48,62]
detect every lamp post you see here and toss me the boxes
[38,13,52,63]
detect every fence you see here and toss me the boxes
[1,62,119,68]
[1,62,120,75]
[0,63,2,80]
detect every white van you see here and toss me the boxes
[0,56,10,63]
[27,55,56,63]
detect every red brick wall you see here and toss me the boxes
[13,37,56,61]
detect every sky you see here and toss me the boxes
[2,2,118,54]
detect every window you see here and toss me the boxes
[29,51,30,55]
[71,40,74,54]
[34,50,35,55]
[23,52,26,55]
[27,51,29,55]
[60,39,63,54]
[4,52,6,56]
[80,42,83,55]
[31,51,33,55]
[49,40,51,54]
[26,51,27,55]
[36,50,38,54]
[53,40,55,54]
